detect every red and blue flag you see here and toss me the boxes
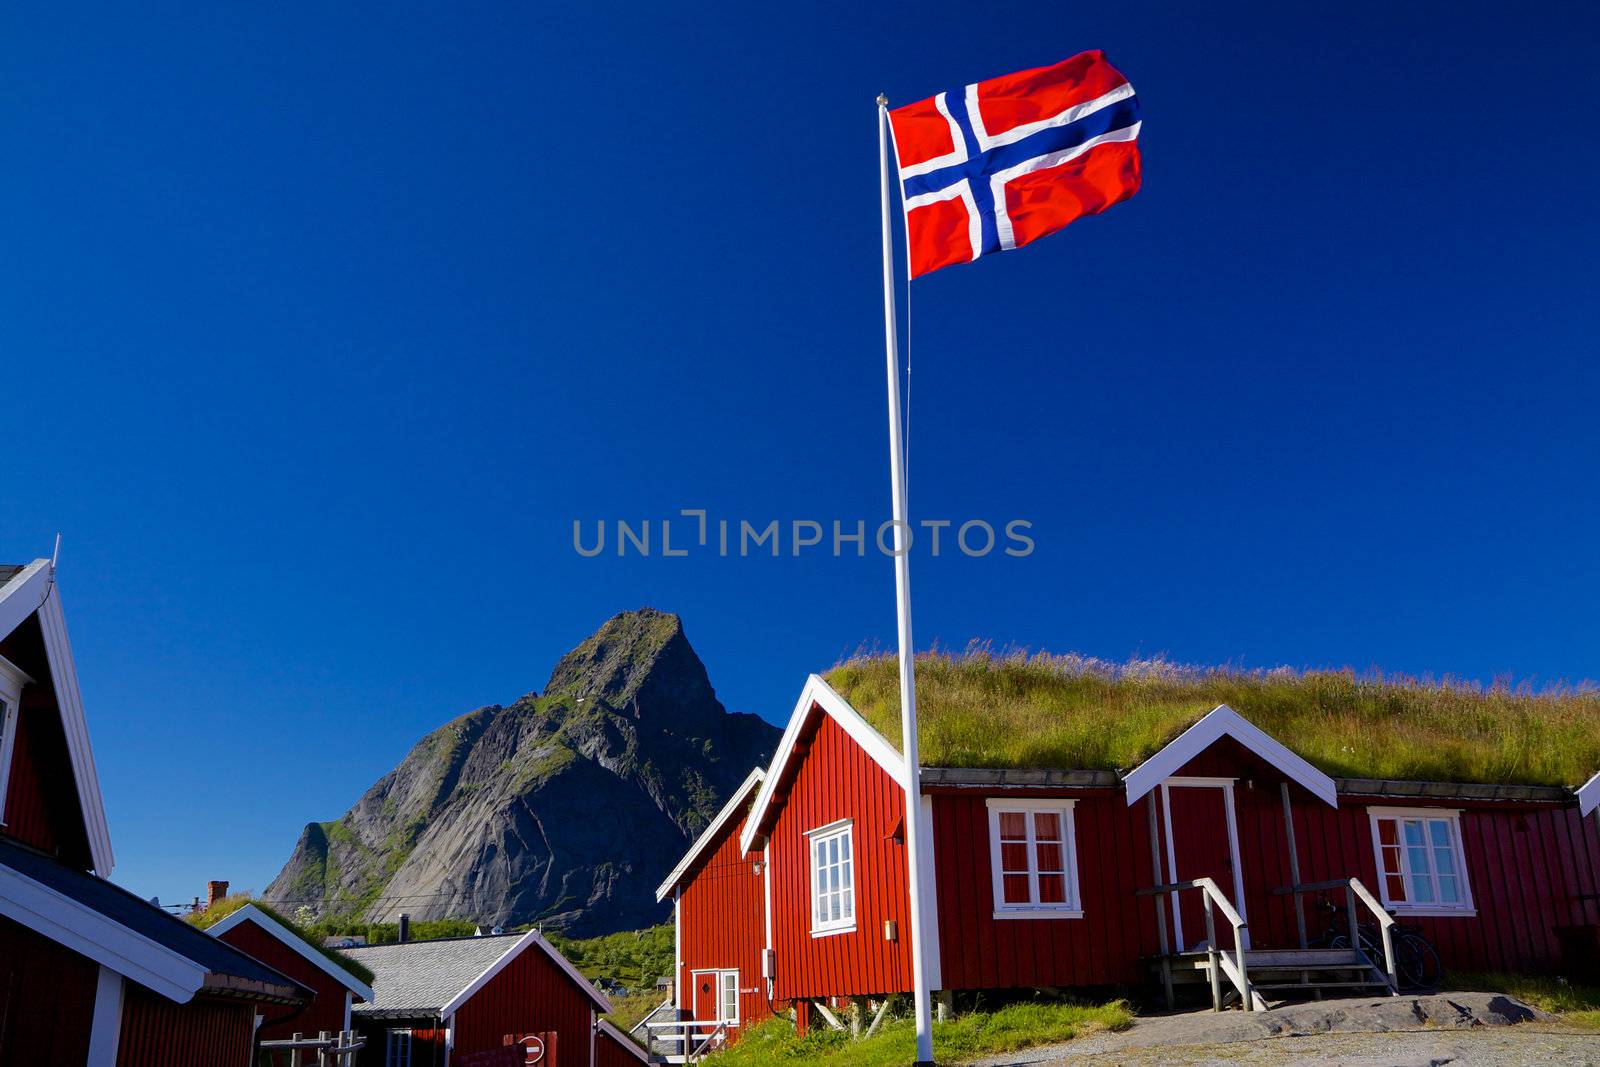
[888,50,1142,277]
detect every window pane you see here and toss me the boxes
[1437,874,1460,904]
[999,812,1027,839]
[1002,874,1030,904]
[1378,819,1399,848]
[828,837,839,865]
[1433,847,1455,877]
[1403,820,1426,848]
[1033,812,1061,841]
[1037,873,1066,904]
[1385,873,1407,901]
[1036,842,1064,873]
[1427,820,1452,848]
[841,887,854,918]
[840,833,851,861]
[1411,871,1436,903]
[840,859,852,893]
[1000,842,1030,872]
[1406,845,1430,880]
[829,893,840,922]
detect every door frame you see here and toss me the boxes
[1159,776,1248,949]
[688,968,738,1026]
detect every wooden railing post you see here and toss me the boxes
[1202,894,1221,1012]
[1147,796,1174,1008]
[290,1033,303,1067]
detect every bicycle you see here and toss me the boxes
[1310,899,1442,993]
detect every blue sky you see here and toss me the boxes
[4,2,1597,907]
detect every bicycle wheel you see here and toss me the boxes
[1396,933,1441,991]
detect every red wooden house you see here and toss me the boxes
[209,903,374,1039]
[0,558,311,1066]
[593,1020,649,1067]
[652,767,773,1053]
[666,673,1600,1023]
[342,928,611,1067]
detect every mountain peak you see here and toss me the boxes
[544,608,716,720]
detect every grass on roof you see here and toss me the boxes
[188,894,375,986]
[826,648,1600,787]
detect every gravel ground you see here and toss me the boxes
[970,993,1598,1067]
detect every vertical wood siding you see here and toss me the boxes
[677,807,772,1037]
[596,1028,647,1067]
[117,984,255,1067]
[452,941,597,1067]
[216,919,353,1038]
[0,913,98,1064]
[769,714,912,1000]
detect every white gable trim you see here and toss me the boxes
[208,904,374,1001]
[597,1019,650,1063]
[439,930,612,1017]
[37,587,116,875]
[0,860,206,1003]
[1123,704,1338,808]
[1579,770,1600,817]
[655,767,765,902]
[0,559,50,642]
[739,674,906,855]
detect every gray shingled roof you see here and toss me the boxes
[342,935,523,1017]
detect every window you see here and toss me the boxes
[987,799,1082,918]
[385,1029,412,1067]
[0,655,28,828]
[807,820,855,934]
[718,969,739,1023]
[1368,808,1475,915]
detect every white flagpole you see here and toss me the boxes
[878,93,935,1067]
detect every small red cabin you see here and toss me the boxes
[666,673,1600,1023]
[0,558,310,1066]
[210,903,374,1039]
[342,929,611,1067]
[652,768,774,1055]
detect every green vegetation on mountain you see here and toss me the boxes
[828,648,1600,786]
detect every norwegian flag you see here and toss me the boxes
[888,51,1142,277]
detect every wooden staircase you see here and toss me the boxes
[1160,946,1394,1009]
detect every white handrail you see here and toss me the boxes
[1273,875,1399,994]
[1137,876,1256,1011]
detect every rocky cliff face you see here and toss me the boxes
[265,609,778,935]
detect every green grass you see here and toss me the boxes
[705,1001,1132,1067]
[827,648,1600,786]
[1452,972,1600,1031]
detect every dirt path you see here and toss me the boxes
[969,993,1598,1067]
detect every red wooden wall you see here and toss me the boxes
[452,939,597,1067]
[117,984,256,1067]
[0,616,93,869]
[595,1028,647,1067]
[768,714,912,1000]
[676,805,773,1035]
[931,789,1161,989]
[215,918,353,1039]
[0,912,98,1064]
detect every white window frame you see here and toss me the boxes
[806,819,856,936]
[0,655,31,828]
[689,968,741,1025]
[986,798,1083,919]
[1367,807,1477,917]
[385,1028,413,1067]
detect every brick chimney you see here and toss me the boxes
[205,880,230,911]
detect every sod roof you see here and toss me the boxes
[824,650,1600,789]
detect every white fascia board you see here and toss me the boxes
[208,904,374,1001]
[597,1019,650,1063]
[1579,770,1600,817]
[0,559,50,643]
[440,930,612,1018]
[1122,704,1338,808]
[655,767,765,902]
[0,861,205,1003]
[739,674,906,855]
[37,587,116,874]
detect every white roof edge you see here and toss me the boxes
[0,859,206,1003]
[208,904,374,1001]
[0,559,50,642]
[597,1018,650,1062]
[1579,770,1600,817]
[440,929,611,1017]
[36,587,115,875]
[739,673,907,855]
[655,767,766,902]
[1123,704,1339,808]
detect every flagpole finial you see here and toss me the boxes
[876,93,888,108]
